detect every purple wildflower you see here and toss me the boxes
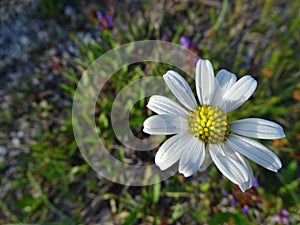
[272,208,290,225]
[179,36,201,62]
[161,33,169,41]
[106,15,113,27]
[242,205,249,215]
[281,209,289,217]
[96,11,104,20]
[229,197,237,206]
[222,190,229,196]
[48,48,57,57]
[180,36,191,48]
[253,177,259,188]
[274,215,281,222]
[282,217,290,225]
[193,56,200,65]
[96,11,113,30]
[180,36,197,48]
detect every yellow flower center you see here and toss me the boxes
[188,106,230,143]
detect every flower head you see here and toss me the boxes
[143,59,285,192]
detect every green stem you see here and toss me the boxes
[26,170,69,219]
[0,198,19,223]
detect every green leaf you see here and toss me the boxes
[60,83,75,95]
[280,160,298,183]
[122,211,138,225]
[199,182,210,192]
[83,134,100,143]
[87,51,95,63]
[14,195,42,212]
[168,203,185,223]
[98,113,109,128]
[209,212,249,225]
[117,148,125,162]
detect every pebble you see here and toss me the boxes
[11,137,21,147]
[0,145,7,163]
[0,145,7,157]
[19,35,29,45]
[17,130,24,138]
[64,5,75,17]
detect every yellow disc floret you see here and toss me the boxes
[188,106,230,143]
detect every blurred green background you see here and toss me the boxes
[0,0,299,224]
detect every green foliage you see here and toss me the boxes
[39,0,67,17]
[209,212,249,225]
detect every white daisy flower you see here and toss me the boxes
[143,59,285,192]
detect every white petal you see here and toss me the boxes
[196,59,226,111]
[216,69,237,94]
[199,148,212,172]
[143,114,188,135]
[231,118,286,139]
[196,59,215,105]
[178,135,205,177]
[226,134,282,172]
[155,132,191,170]
[209,143,251,192]
[222,143,254,191]
[223,75,257,113]
[147,95,189,118]
[163,70,198,111]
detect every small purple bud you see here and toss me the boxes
[96,11,113,30]
[49,48,57,56]
[97,24,103,30]
[229,197,237,206]
[180,36,190,48]
[106,15,113,27]
[193,57,200,65]
[190,41,197,48]
[222,190,229,196]
[96,11,103,20]
[253,177,259,188]
[273,215,281,222]
[162,33,169,41]
[281,209,289,217]
[242,205,249,215]
[282,217,290,225]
